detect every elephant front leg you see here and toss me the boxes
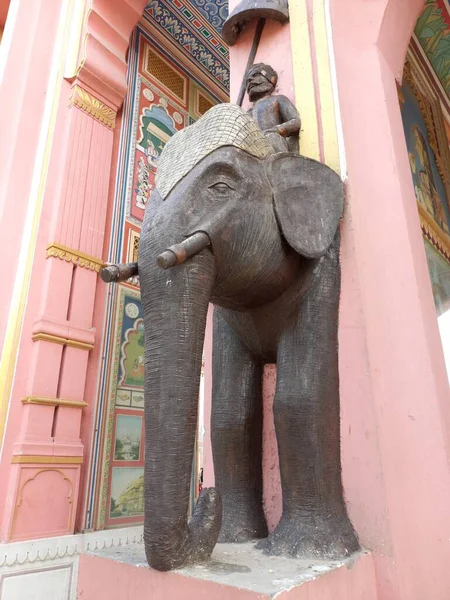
[257,249,359,559]
[212,310,268,543]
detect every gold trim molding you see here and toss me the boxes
[22,396,88,409]
[69,84,116,129]
[418,203,450,262]
[47,242,104,272]
[11,456,83,464]
[31,332,94,351]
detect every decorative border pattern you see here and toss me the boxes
[46,242,104,272]
[69,85,117,129]
[0,526,143,568]
[144,0,229,92]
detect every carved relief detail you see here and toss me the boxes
[69,84,117,129]
[46,241,104,272]
[10,469,74,539]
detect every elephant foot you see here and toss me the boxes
[145,488,222,571]
[218,505,268,543]
[255,512,359,560]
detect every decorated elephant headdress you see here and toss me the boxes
[155,103,275,199]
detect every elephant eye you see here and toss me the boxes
[208,182,233,193]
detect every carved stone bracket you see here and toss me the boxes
[46,242,104,272]
[70,0,149,110]
[69,85,116,129]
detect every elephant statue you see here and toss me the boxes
[102,102,359,571]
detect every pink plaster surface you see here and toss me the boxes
[0,0,147,543]
[9,465,80,541]
[331,0,450,598]
[0,0,63,387]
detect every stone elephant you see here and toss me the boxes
[104,103,359,571]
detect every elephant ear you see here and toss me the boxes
[267,153,344,259]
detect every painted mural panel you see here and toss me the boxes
[415,0,450,99]
[399,80,450,235]
[89,25,222,530]
[131,78,187,221]
[399,57,450,384]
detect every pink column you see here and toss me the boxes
[332,0,450,598]
[0,0,147,542]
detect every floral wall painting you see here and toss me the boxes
[114,415,143,461]
[134,103,178,211]
[110,468,144,519]
[131,391,145,409]
[116,389,132,407]
[399,80,450,236]
[414,0,450,98]
[119,318,145,389]
[130,78,186,222]
[137,103,176,158]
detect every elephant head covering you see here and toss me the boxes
[155,103,275,199]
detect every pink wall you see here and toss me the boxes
[332,0,450,598]
[0,0,148,542]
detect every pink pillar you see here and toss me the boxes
[0,0,147,542]
[332,0,450,598]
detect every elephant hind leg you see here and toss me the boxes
[212,309,268,543]
[257,246,359,559]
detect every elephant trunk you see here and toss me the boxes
[139,244,221,571]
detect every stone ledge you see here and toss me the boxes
[80,541,376,600]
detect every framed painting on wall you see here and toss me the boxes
[399,56,450,382]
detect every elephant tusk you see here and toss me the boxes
[100,261,139,283]
[157,232,211,270]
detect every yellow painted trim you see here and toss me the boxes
[0,1,75,450]
[289,0,320,161]
[64,0,87,79]
[22,396,88,408]
[69,85,116,129]
[31,333,94,351]
[289,0,341,172]
[11,455,83,464]
[46,241,104,272]
[312,0,340,173]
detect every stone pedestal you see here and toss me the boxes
[78,542,376,599]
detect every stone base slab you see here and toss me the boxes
[79,542,376,599]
